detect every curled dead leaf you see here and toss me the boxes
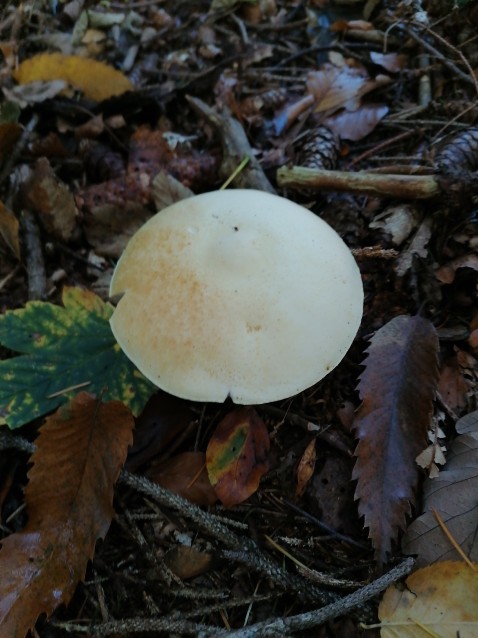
[149,451,217,506]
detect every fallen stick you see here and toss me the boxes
[277,165,441,199]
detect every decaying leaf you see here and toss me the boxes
[0,121,22,167]
[13,53,132,102]
[0,392,134,637]
[83,200,154,259]
[307,62,391,114]
[0,200,20,259]
[3,80,67,109]
[324,104,389,142]
[152,170,194,211]
[296,438,317,498]
[353,315,439,563]
[438,353,469,414]
[23,157,78,241]
[402,409,478,566]
[378,561,478,637]
[369,51,408,73]
[206,407,270,508]
[149,451,217,506]
[435,253,478,284]
[164,546,213,580]
[0,286,155,428]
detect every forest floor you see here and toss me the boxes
[1,0,478,636]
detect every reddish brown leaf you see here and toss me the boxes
[23,157,78,241]
[296,439,317,498]
[0,392,134,636]
[0,200,20,259]
[149,451,217,506]
[438,353,469,413]
[206,407,270,508]
[352,315,439,564]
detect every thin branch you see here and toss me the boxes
[277,166,441,199]
[219,557,415,637]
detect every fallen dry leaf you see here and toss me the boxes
[369,51,408,73]
[164,545,213,580]
[307,62,391,114]
[296,438,317,498]
[152,170,194,211]
[379,561,478,637]
[0,121,22,167]
[206,407,270,508]
[0,393,134,636]
[435,254,478,284]
[353,315,439,564]
[14,53,132,102]
[402,409,478,566]
[0,200,20,259]
[149,451,217,506]
[438,353,469,413]
[23,157,77,241]
[324,104,389,141]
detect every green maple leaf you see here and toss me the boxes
[0,287,156,429]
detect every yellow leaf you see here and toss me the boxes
[379,561,478,637]
[14,53,132,102]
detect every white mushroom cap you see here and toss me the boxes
[109,189,363,404]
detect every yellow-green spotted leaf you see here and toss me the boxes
[206,407,270,507]
[0,287,155,429]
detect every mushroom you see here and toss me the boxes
[109,189,363,404]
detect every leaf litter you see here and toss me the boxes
[0,393,134,636]
[1,0,478,635]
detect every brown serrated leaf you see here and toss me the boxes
[353,315,439,564]
[0,392,134,636]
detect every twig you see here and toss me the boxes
[187,96,276,194]
[259,404,353,457]
[0,114,39,189]
[53,616,220,636]
[118,471,340,605]
[21,208,47,300]
[218,557,415,637]
[277,166,441,199]
[401,25,477,90]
